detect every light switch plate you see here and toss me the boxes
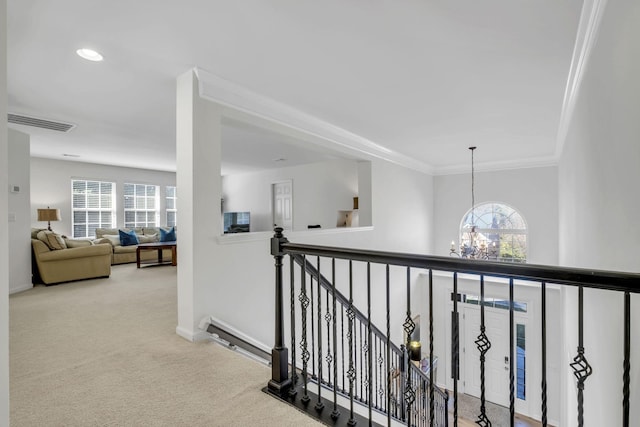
[8,213,16,222]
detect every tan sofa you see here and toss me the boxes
[31,238,112,285]
[95,227,174,265]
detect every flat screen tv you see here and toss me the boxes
[223,212,250,233]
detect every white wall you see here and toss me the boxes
[222,158,359,232]
[30,157,176,237]
[558,1,640,426]
[176,70,436,347]
[8,130,31,294]
[434,166,559,265]
[0,0,9,423]
[204,158,434,349]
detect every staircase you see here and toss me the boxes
[264,228,640,427]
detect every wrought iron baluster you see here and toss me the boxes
[570,286,592,427]
[310,269,316,380]
[360,322,364,401]
[444,390,450,427]
[315,257,324,411]
[367,262,373,422]
[623,291,630,427]
[475,275,492,427]
[428,269,434,427]
[341,304,345,392]
[346,260,357,426]
[299,256,311,404]
[378,336,384,411]
[452,272,459,427]
[331,258,340,420]
[403,266,416,426]
[353,319,359,401]
[541,281,547,426]
[509,278,515,427]
[386,264,391,426]
[326,286,332,387]
[289,256,297,396]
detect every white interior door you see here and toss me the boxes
[463,306,510,407]
[272,181,292,231]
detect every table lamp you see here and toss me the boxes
[37,207,61,231]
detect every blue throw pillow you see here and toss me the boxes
[160,226,176,242]
[119,229,139,246]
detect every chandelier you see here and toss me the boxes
[450,147,498,260]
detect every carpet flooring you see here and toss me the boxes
[9,264,322,427]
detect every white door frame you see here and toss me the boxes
[271,180,293,231]
[445,281,536,419]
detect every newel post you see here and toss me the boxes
[268,227,292,394]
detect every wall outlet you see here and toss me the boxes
[9,185,20,193]
[8,213,16,222]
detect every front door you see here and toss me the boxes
[464,306,510,407]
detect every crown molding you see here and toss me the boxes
[555,0,609,157]
[433,154,559,176]
[193,67,434,175]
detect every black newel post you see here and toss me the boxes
[268,227,292,394]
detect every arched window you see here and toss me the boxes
[457,202,527,262]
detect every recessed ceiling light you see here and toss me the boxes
[76,48,103,62]
[62,154,81,158]
[273,158,287,162]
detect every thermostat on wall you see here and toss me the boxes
[9,185,20,193]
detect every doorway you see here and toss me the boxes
[272,181,292,231]
[459,296,531,415]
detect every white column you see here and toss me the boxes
[0,0,10,422]
[175,69,222,341]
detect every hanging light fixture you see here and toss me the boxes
[450,147,498,260]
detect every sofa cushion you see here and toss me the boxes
[113,245,138,254]
[36,230,67,250]
[95,227,142,239]
[31,228,46,239]
[102,234,121,246]
[119,229,139,246]
[138,234,158,244]
[64,238,93,248]
[142,227,160,236]
[159,226,176,242]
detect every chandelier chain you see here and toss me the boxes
[470,146,476,226]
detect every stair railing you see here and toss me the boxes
[265,228,640,427]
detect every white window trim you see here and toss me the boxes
[71,179,116,238]
[123,183,160,229]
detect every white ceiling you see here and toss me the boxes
[7,0,582,174]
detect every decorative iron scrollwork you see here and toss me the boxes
[570,347,592,385]
[403,315,416,341]
[475,330,491,356]
[404,383,416,406]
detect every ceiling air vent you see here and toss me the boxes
[7,113,76,132]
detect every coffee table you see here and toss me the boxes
[136,241,177,268]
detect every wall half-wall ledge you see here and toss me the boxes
[215,226,375,245]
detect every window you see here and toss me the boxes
[516,324,526,400]
[124,183,158,228]
[461,293,528,313]
[71,179,115,238]
[460,202,527,262]
[166,186,177,227]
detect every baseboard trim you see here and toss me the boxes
[175,326,209,342]
[206,316,271,353]
[9,283,33,294]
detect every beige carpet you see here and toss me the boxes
[9,264,322,427]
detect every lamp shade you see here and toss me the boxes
[37,208,61,222]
